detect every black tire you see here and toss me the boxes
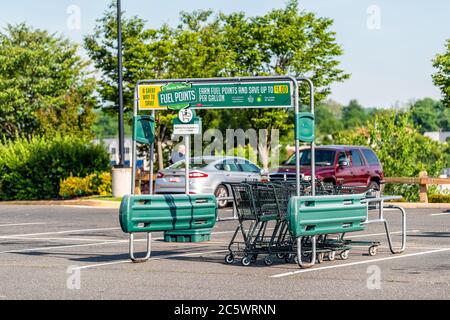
[225,254,235,264]
[241,256,251,266]
[326,251,336,261]
[340,250,350,260]
[215,185,229,209]
[264,257,273,266]
[368,246,378,256]
[367,181,381,198]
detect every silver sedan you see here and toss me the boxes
[155,156,263,208]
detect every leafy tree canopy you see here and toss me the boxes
[85,0,349,170]
[0,23,96,140]
[432,39,450,107]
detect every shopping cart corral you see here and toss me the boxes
[224,181,407,268]
[120,75,406,269]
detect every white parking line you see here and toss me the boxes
[0,227,121,239]
[271,247,450,278]
[430,212,450,216]
[0,236,121,243]
[76,249,229,270]
[62,206,115,209]
[0,223,47,228]
[346,230,419,239]
[0,241,127,254]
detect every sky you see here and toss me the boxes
[0,0,449,109]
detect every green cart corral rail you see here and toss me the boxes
[120,194,217,262]
[286,194,406,268]
[287,194,368,237]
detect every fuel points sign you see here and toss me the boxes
[138,82,292,111]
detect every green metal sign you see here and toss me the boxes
[157,82,292,110]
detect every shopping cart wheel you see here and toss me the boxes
[264,257,273,266]
[316,252,324,264]
[276,253,285,260]
[326,251,336,261]
[368,246,378,256]
[340,250,350,260]
[241,256,251,266]
[250,254,258,263]
[225,254,235,264]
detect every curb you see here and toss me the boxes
[0,199,120,209]
[387,202,450,209]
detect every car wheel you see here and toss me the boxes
[215,185,229,209]
[367,181,381,198]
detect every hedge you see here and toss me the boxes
[0,135,111,200]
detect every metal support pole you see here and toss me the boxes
[185,135,190,194]
[116,0,126,168]
[149,110,156,195]
[296,78,315,196]
[293,80,301,197]
[131,87,138,195]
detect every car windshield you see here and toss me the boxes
[285,150,336,167]
[169,159,210,170]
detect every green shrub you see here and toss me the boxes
[59,172,112,199]
[0,135,111,200]
[59,175,92,198]
[429,194,450,203]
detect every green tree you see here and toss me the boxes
[219,1,349,169]
[85,4,232,170]
[334,111,446,201]
[432,39,450,107]
[341,99,368,129]
[315,103,343,137]
[0,24,96,140]
[409,97,447,133]
[86,0,349,171]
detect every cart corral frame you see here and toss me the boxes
[131,76,315,198]
[123,76,406,266]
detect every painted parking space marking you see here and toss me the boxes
[430,212,450,216]
[0,241,127,255]
[270,247,450,278]
[0,236,122,243]
[346,230,419,239]
[76,249,229,271]
[0,227,121,239]
[0,223,47,228]
[62,205,116,209]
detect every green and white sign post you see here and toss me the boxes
[172,108,202,194]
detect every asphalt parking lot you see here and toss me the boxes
[0,204,448,300]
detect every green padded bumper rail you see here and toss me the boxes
[287,193,368,238]
[120,194,217,233]
[120,194,217,263]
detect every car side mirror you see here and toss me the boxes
[338,160,350,167]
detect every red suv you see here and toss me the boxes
[269,145,384,191]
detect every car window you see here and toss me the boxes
[220,160,240,172]
[337,152,347,163]
[170,160,209,170]
[350,150,364,166]
[239,161,260,173]
[362,149,380,165]
[286,150,336,167]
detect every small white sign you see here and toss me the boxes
[174,124,200,135]
[178,109,194,124]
